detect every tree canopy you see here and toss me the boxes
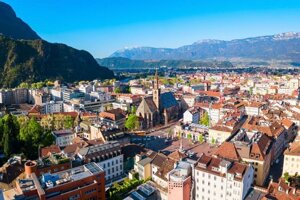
[200,112,209,126]
[125,114,139,131]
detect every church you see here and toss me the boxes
[136,71,179,129]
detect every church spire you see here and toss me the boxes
[153,68,160,110]
[154,68,159,89]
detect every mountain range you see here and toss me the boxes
[110,32,300,61]
[97,57,234,69]
[0,1,114,88]
[0,2,40,40]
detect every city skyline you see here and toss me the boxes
[3,0,300,57]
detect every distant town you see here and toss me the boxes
[0,68,299,200]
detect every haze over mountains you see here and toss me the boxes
[0,1,114,88]
[110,32,300,61]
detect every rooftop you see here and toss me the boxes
[41,162,103,189]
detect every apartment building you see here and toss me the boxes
[52,129,75,147]
[77,141,124,181]
[3,162,105,200]
[99,108,126,129]
[40,101,64,114]
[244,101,265,116]
[183,107,200,124]
[215,131,273,186]
[168,161,192,200]
[194,154,254,200]
[283,141,300,176]
[242,116,285,160]
[0,88,28,105]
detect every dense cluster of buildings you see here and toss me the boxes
[1,72,300,199]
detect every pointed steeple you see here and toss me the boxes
[154,68,159,89]
[153,68,160,110]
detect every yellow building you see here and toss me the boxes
[134,155,152,180]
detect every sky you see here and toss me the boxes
[3,0,300,58]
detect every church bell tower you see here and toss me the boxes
[153,69,161,111]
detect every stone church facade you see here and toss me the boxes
[136,71,179,129]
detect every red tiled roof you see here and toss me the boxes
[214,142,240,161]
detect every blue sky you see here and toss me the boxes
[3,0,300,58]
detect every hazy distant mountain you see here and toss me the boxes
[97,57,234,69]
[110,32,300,61]
[0,1,40,40]
[0,2,114,88]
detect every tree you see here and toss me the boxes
[198,134,204,143]
[283,172,290,182]
[20,118,44,159]
[114,87,121,93]
[18,82,30,89]
[130,106,137,114]
[63,115,74,129]
[187,133,192,140]
[200,112,209,126]
[211,137,216,144]
[2,114,19,157]
[125,114,139,131]
[20,117,54,159]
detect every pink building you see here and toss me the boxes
[168,161,192,200]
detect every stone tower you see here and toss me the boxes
[153,69,161,111]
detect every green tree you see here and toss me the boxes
[63,115,74,129]
[114,87,121,93]
[200,112,209,126]
[198,134,204,143]
[283,172,290,182]
[125,114,139,131]
[20,118,44,158]
[42,131,55,147]
[2,114,19,157]
[187,133,192,140]
[130,105,137,114]
[18,82,30,89]
[211,137,216,144]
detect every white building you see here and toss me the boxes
[41,101,63,114]
[49,88,63,101]
[283,141,300,176]
[90,91,111,101]
[79,84,93,94]
[245,102,265,116]
[52,129,75,147]
[77,141,124,182]
[195,154,254,200]
[183,107,200,124]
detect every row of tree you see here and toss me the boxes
[0,114,54,160]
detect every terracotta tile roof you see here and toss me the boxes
[281,118,294,129]
[168,150,187,162]
[151,153,168,168]
[242,116,285,138]
[266,179,300,200]
[214,142,240,161]
[28,105,41,114]
[196,154,249,181]
[284,142,300,156]
[250,134,272,161]
[99,108,126,121]
[154,158,175,181]
[40,145,61,158]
